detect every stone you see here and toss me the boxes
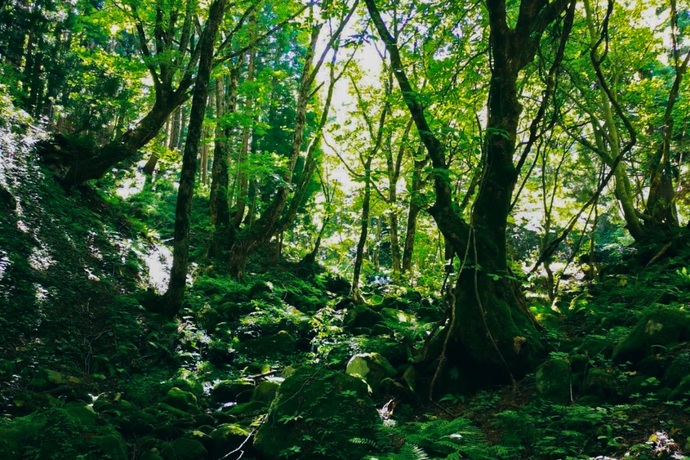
[663,351,690,388]
[669,375,690,401]
[90,434,128,460]
[344,304,384,331]
[535,358,571,404]
[210,423,251,458]
[346,352,397,396]
[614,307,690,364]
[240,330,297,357]
[212,379,255,404]
[162,387,198,412]
[251,380,280,404]
[161,437,207,460]
[584,368,617,397]
[225,400,267,417]
[253,367,380,459]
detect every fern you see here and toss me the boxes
[356,415,507,460]
[403,444,429,460]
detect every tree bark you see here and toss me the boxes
[352,157,373,301]
[165,0,228,316]
[226,2,357,278]
[645,1,688,234]
[232,44,256,228]
[209,61,242,260]
[402,153,427,274]
[365,0,570,391]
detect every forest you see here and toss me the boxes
[1,0,690,458]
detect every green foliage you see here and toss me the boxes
[359,416,503,460]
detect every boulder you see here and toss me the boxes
[161,437,207,460]
[614,307,690,364]
[210,423,251,458]
[535,358,571,404]
[253,367,380,459]
[251,380,280,404]
[0,404,127,459]
[346,352,397,396]
[212,379,255,404]
[240,330,297,357]
[225,400,267,418]
[344,304,384,331]
[162,387,199,412]
[584,368,617,397]
[669,375,690,401]
[663,351,690,388]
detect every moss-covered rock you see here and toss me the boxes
[240,330,297,357]
[223,400,267,420]
[253,367,380,459]
[535,358,571,404]
[584,368,618,397]
[577,336,614,359]
[251,380,280,404]
[163,386,199,412]
[0,405,128,459]
[614,307,690,364]
[663,351,690,388]
[209,423,251,458]
[0,412,43,458]
[212,379,255,404]
[161,437,207,460]
[91,434,128,460]
[139,449,165,460]
[344,304,384,331]
[346,352,397,396]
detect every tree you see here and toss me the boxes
[165,0,229,315]
[557,0,690,250]
[37,0,304,186]
[364,0,573,392]
[225,0,358,279]
[345,67,392,300]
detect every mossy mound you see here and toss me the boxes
[346,352,397,397]
[535,358,571,404]
[0,403,127,459]
[253,367,380,459]
[613,306,690,364]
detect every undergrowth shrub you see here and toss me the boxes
[358,416,511,459]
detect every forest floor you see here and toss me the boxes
[2,146,690,459]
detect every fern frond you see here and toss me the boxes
[351,437,379,447]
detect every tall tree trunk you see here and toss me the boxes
[352,158,373,301]
[227,23,321,278]
[365,0,571,391]
[645,0,688,234]
[402,154,427,274]
[384,119,410,280]
[226,2,357,278]
[165,0,228,316]
[232,45,256,227]
[581,0,646,241]
[209,61,242,260]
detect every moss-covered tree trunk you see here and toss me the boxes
[401,154,427,274]
[165,0,228,315]
[365,0,571,390]
[209,61,242,260]
[226,22,320,279]
[226,4,356,279]
[352,158,373,301]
